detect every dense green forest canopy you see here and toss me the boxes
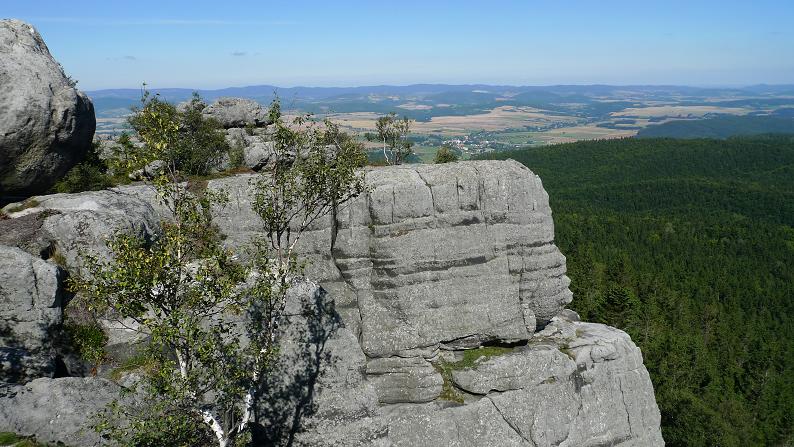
[481,135,794,447]
[637,115,794,139]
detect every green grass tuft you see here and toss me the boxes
[432,345,515,403]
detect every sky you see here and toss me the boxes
[4,0,794,90]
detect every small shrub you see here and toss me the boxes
[128,91,230,176]
[53,142,112,193]
[63,321,108,372]
[244,122,256,136]
[228,137,246,168]
[434,146,459,164]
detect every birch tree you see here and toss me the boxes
[72,95,366,447]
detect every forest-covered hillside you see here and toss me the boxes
[637,115,794,139]
[481,136,794,446]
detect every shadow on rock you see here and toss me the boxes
[252,285,342,446]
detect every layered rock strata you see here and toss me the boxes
[0,161,662,446]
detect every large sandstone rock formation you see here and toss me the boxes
[0,19,96,199]
[0,161,663,445]
[205,161,572,354]
[202,97,270,128]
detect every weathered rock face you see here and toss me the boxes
[0,246,66,383]
[202,97,270,129]
[0,161,662,445]
[0,377,123,446]
[0,19,95,199]
[204,160,573,358]
[224,127,278,171]
[0,189,161,274]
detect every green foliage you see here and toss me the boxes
[127,91,229,176]
[370,113,414,165]
[637,115,794,139]
[108,349,159,382]
[482,135,794,447]
[227,136,245,169]
[94,399,215,447]
[62,321,108,370]
[433,146,459,164]
[70,95,367,447]
[0,432,61,447]
[53,142,113,194]
[4,199,39,214]
[433,346,515,403]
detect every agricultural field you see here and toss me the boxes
[87,84,794,156]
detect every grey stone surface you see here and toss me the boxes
[385,399,530,447]
[0,19,95,198]
[128,159,166,180]
[366,356,443,403]
[0,377,120,446]
[481,315,664,447]
[203,161,572,357]
[225,127,278,171]
[451,345,575,395]
[202,97,270,128]
[0,161,663,446]
[1,189,160,273]
[0,245,65,383]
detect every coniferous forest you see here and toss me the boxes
[483,135,794,447]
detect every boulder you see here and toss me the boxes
[0,19,95,199]
[0,245,65,383]
[202,97,270,129]
[225,127,278,171]
[480,315,664,447]
[0,377,122,446]
[0,189,161,274]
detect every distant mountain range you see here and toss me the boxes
[88,83,794,103]
[88,83,794,123]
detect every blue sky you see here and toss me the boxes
[4,0,793,90]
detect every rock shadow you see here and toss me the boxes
[251,285,342,446]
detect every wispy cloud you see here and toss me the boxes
[231,51,247,57]
[123,55,137,61]
[27,17,297,26]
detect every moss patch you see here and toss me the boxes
[4,199,39,214]
[432,345,516,403]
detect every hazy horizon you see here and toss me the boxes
[4,0,793,90]
[84,81,794,93]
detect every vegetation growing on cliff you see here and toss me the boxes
[482,135,794,447]
[70,95,366,447]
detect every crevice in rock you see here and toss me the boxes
[486,396,530,443]
[414,169,436,216]
[617,374,634,440]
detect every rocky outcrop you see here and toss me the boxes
[0,160,662,445]
[225,127,278,171]
[202,97,270,129]
[0,19,95,199]
[0,246,66,383]
[204,160,572,357]
[0,189,160,274]
[284,310,663,446]
[0,377,123,446]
